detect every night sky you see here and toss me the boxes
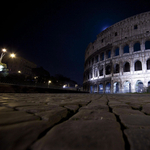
[0,0,150,84]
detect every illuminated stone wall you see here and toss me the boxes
[83,11,150,93]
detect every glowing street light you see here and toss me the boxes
[10,53,15,58]
[48,80,51,88]
[18,70,21,73]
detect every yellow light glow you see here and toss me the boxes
[48,80,51,84]
[2,48,6,52]
[18,71,21,73]
[10,53,15,58]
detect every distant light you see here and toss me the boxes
[63,84,67,88]
[10,53,15,58]
[102,26,109,31]
[2,48,6,52]
[18,70,21,73]
[48,80,51,84]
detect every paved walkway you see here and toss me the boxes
[0,93,150,150]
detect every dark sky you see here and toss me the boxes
[0,0,150,84]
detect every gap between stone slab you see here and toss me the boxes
[106,95,130,150]
[27,99,93,150]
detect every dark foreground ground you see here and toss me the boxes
[0,93,150,150]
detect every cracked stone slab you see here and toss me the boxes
[113,108,144,116]
[35,107,68,121]
[64,105,79,113]
[142,103,150,115]
[80,104,109,111]
[119,114,150,128]
[0,106,14,112]
[70,110,116,121]
[30,120,125,150]
[124,129,150,150]
[0,111,40,125]
[0,120,55,150]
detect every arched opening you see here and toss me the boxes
[123,81,131,93]
[134,42,141,52]
[113,82,119,93]
[90,86,93,93]
[114,64,119,73]
[100,52,104,61]
[106,50,111,59]
[123,45,129,53]
[95,55,99,63]
[135,80,143,93]
[105,82,111,93]
[135,60,142,71]
[106,65,111,75]
[145,41,150,50]
[99,68,103,76]
[114,47,119,56]
[99,84,103,93]
[147,59,150,70]
[94,84,97,93]
[124,62,130,72]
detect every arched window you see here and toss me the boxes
[145,41,150,50]
[135,60,142,71]
[106,65,111,75]
[114,64,119,73]
[99,84,103,93]
[134,42,140,52]
[105,82,111,93]
[135,80,143,93]
[95,55,99,63]
[123,45,129,53]
[114,47,119,56]
[124,62,130,72]
[147,59,150,70]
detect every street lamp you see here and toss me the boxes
[0,48,7,63]
[10,53,15,58]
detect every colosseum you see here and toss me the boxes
[83,11,150,93]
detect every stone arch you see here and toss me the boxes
[135,60,142,71]
[106,50,111,59]
[113,82,119,93]
[123,44,129,53]
[100,52,104,61]
[123,81,131,93]
[134,42,141,52]
[145,40,150,50]
[148,81,150,87]
[106,65,111,75]
[147,58,150,70]
[114,64,119,73]
[99,83,103,93]
[135,80,143,93]
[105,82,111,93]
[114,47,119,56]
[90,85,93,93]
[124,62,130,72]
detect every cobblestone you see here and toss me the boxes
[0,93,150,150]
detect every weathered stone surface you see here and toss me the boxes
[0,120,54,150]
[4,102,37,108]
[30,120,125,150]
[70,110,116,121]
[0,111,39,125]
[113,108,144,116]
[64,105,79,113]
[80,104,109,111]
[120,114,150,128]
[124,129,150,150]
[142,103,150,115]
[0,106,14,112]
[35,107,68,121]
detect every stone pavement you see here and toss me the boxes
[0,93,150,150]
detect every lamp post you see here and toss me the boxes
[0,48,7,63]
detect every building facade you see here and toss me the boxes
[3,56,37,77]
[83,11,150,93]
